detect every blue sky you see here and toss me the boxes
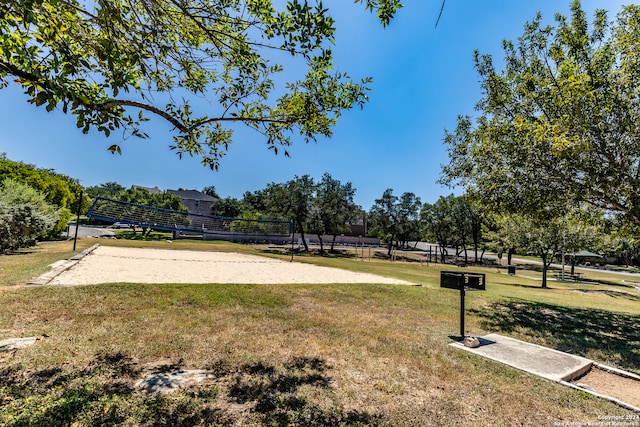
[0,0,630,209]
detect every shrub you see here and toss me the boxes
[0,179,59,253]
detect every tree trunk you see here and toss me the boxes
[300,231,309,251]
[473,238,479,263]
[297,219,309,252]
[330,234,337,252]
[439,244,447,263]
[540,254,549,288]
[472,226,481,263]
[317,234,324,254]
[461,236,468,263]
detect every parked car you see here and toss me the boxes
[111,222,133,229]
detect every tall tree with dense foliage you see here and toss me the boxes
[497,214,564,288]
[368,189,421,256]
[241,189,269,218]
[595,216,640,267]
[440,1,640,224]
[494,208,600,287]
[0,179,59,253]
[310,173,360,253]
[421,195,454,263]
[422,194,487,264]
[210,196,244,218]
[368,189,398,256]
[459,195,486,263]
[1,0,402,169]
[264,175,316,251]
[395,192,422,248]
[85,182,127,200]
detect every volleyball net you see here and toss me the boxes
[86,196,292,239]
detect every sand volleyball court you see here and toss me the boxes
[46,245,412,286]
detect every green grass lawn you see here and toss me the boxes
[1,239,638,426]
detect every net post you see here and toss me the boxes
[73,190,82,251]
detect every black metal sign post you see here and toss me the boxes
[440,271,485,338]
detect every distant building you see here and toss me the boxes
[166,189,217,215]
[132,185,163,194]
[346,210,368,236]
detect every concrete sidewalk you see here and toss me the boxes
[450,333,592,381]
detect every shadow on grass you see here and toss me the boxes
[228,356,380,426]
[493,281,545,290]
[584,278,637,289]
[518,264,545,273]
[568,289,640,301]
[471,300,640,373]
[2,250,35,256]
[0,353,379,426]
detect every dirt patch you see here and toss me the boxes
[572,367,640,408]
[45,245,412,286]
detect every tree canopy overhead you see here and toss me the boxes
[1,0,401,169]
[440,1,640,224]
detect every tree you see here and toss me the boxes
[582,211,633,267]
[117,187,188,235]
[421,195,454,263]
[211,196,243,218]
[440,2,640,224]
[368,189,398,256]
[368,189,421,256]
[447,196,470,261]
[202,186,220,199]
[310,173,359,253]
[460,195,486,263]
[494,209,598,288]
[448,194,487,263]
[558,208,601,274]
[85,182,127,199]
[395,192,422,249]
[264,175,316,251]
[1,0,402,169]
[241,189,269,218]
[484,212,517,266]
[0,179,59,253]
[496,214,564,288]
[422,194,487,264]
